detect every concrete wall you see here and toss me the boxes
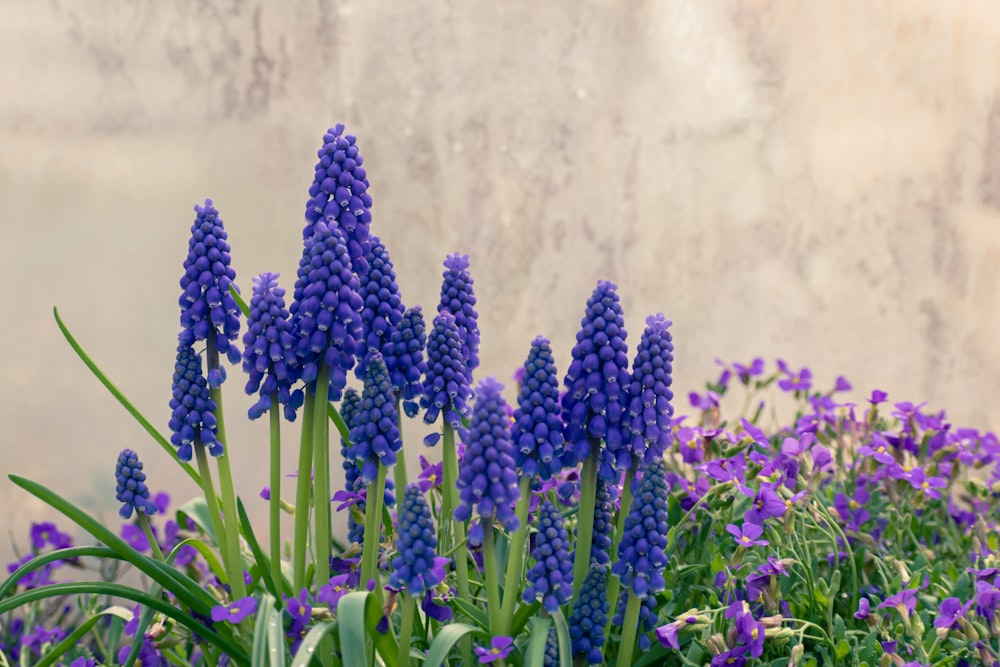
[2,0,999,561]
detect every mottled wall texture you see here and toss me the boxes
[2,1,999,560]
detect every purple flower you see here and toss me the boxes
[117,634,165,667]
[854,597,872,620]
[303,124,373,268]
[689,391,720,411]
[475,636,514,664]
[285,589,313,653]
[907,467,947,500]
[511,336,567,480]
[654,612,701,650]
[858,433,895,465]
[348,353,402,481]
[975,580,1000,619]
[878,588,918,616]
[417,455,443,493]
[934,597,973,630]
[612,460,670,597]
[833,375,852,392]
[5,554,54,589]
[733,358,765,384]
[743,484,785,526]
[20,625,66,658]
[115,449,158,520]
[422,589,453,622]
[420,311,472,435]
[711,645,749,667]
[168,341,223,461]
[317,573,354,609]
[29,523,72,551]
[523,501,574,613]
[869,389,888,404]
[383,306,428,416]
[561,281,630,473]
[211,596,257,624]
[584,479,615,567]
[777,362,811,393]
[178,199,241,387]
[121,523,151,553]
[625,314,674,464]
[455,378,520,544]
[241,272,303,421]
[677,427,704,464]
[726,523,769,548]
[356,236,405,357]
[568,565,609,665]
[389,485,448,596]
[289,220,364,401]
[438,253,480,374]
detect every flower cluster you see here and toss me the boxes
[241,272,303,420]
[383,306,427,416]
[420,311,471,434]
[625,314,674,464]
[438,253,479,374]
[523,500,574,612]
[388,485,448,596]
[511,336,566,480]
[114,449,158,519]
[168,342,222,461]
[357,236,405,356]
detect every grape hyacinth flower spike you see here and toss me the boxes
[626,314,674,464]
[242,272,303,421]
[304,124,373,269]
[569,565,609,665]
[511,336,567,481]
[349,353,402,483]
[178,199,241,387]
[420,310,472,441]
[389,485,448,596]
[356,235,405,360]
[115,449,158,520]
[438,252,480,375]
[523,500,574,613]
[168,341,223,462]
[383,306,427,417]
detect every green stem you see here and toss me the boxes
[441,422,473,666]
[394,396,409,494]
[499,477,533,634]
[607,462,635,613]
[360,463,387,588]
[312,364,333,592]
[615,591,642,667]
[571,439,600,602]
[483,522,502,637]
[209,379,246,600]
[194,443,226,564]
[137,513,164,562]
[269,394,283,598]
[293,397,316,591]
[397,592,416,667]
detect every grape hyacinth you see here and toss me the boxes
[349,353,402,482]
[626,314,674,464]
[612,459,670,597]
[168,342,223,461]
[587,479,615,567]
[241,272,303,420]
[569,565,609,665]
[562,281,630,475]
[339,388,366,545]
[115,449,158,520]
[388,485,448,596]
[420,311,472,437]
[438,253,480,374]
[303,124,373,269]
[289,220,364,401]
[357,236,405,358]
[511,336,566,481]
[455,377,520,545]
[523,501,574,613]
[178,199,241,387]
[383,306,427,417]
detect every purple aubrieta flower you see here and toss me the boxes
[211,596,257,624]
[455,378,520,544]
[612,459,670,597]
[389,485,448,596]
[348,353,402,482]
[356,236,405,358]
[858,433,895,465]
[878,587,918,617]
[30,522,72,551]
[743,484,786,526]
[420,311,472,436]
[776,360,811,393]
[523,500,574,613]
[438,253,480,375]
[561,281,630,474]
[115,449,158,520]
[475,636,515,664]
[285,589,313,654]
[725,601,765,658]
[316,573,354,609]
[568,565,609,665]
[726,522,769,548]
[655,611,702,650]
[242,272,304,421]
[303,124,373,268]
[178,199,241,387]
[625,314,674,464]
[417,455,442,493]
[289,220,364,401]
[383,306,428,417]
[934,597,973,631]
[117,635,165,667]
[511,336,567,481]
[168,341,223,461]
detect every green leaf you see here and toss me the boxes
[52,307,202,488]
[291,620,338,667]
[423,623,487,667]
[451,596,490,630]
[178,496,219,545]
[239,498,287,598]
[632,646,669,667]
[252,594,277,667]
[334,591,398,667]
[267,599,288,667]
[511,600,541,637]
[835,640,850,661]
[0,582,247,662]
[34,606,133,667]
[550,609,573,667]
[231,284,251,317]
[524,617,552,667]
[0,545,115,599]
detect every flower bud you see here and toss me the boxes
[706,633,727,656]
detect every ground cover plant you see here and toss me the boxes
[1,123,997,667]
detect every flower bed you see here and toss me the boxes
[1,124,995,667]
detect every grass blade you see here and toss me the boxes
[523,616,552,667]
[423,623,487,667]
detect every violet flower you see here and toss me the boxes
[420,311,472,438]
[241,272,303,420]
[934,597,973,631]
[114,449,158,520]
[211,596,257,624]
[168,341,223,461]
[511,336,567,480]
[383,306,427,417]
[726,522,769,548]
[625,314,674,464]
[475,636,514,664]
[356,236,404,358]
[389,485,449,596]
[612,459,669,597]
[523,500,574,612]
[178,199,241,387]
[438,253,480,374]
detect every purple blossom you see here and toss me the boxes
[726,523,769,548]
[776,361,811,393]
[178,199,241,386]
[568,565,609,665]
[561,281,630,473]
[117,634,165,667]
[20,625,66,658]
[303,124,373,268]
[115,449,158,520]
[854,597,872,620]
[5,554,54,589]
[612,460,670,597]
[511,336,567,480]
[733,358,765,384]
[833,375,852,392]
[475,636,514,664]
[285,589,313,654]
[389,485,448,596]
[420,311,472,435]
[29,523,72,551]
[878,588,918,616]
[168,342,223,461]
[858,433,895,465]
[211,596,257,624]
[869,389,888,404]
[907,467,948,500]
[317,573,354,609]
[348,353,402,481]
[383,306,427,416]
[417,455,443,493]
[625,314,674,464]
[743,484,786,526]
[356,236,405,357]
[934,597,973,630]
[654,611,701,650]
[241,272,303,420]
[523,501,574,612]
[438,253,480,374]
[121,523,151,553]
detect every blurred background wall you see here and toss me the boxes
[2,0,999,562]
